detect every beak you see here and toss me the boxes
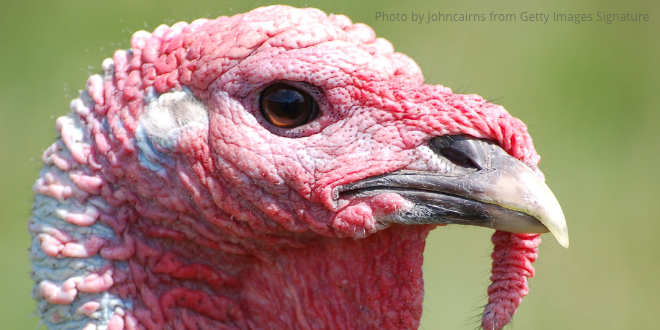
[337,135,569,248]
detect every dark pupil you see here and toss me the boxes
[261,83,316,128]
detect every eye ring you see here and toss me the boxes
[260,83,319,128]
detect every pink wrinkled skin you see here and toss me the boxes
[29,5,542,330]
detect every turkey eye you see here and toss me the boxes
[260,83,318,128]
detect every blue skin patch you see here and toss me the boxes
[135,125,175,176]
[143,86,162,103]
[30,193,132,329]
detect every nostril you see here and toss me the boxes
[428,135,489,170]
[439,147,479,169]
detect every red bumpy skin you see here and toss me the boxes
[29,5,543,330]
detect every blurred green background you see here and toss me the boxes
[1,0,657,329]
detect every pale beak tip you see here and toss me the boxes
[547,224,569,249]
[555,230,570,249]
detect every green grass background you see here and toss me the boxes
[1,0,657,329]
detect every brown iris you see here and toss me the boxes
[260,83,318,128]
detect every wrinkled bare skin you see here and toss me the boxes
[29,5,546,330]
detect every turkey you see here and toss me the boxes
[29,5,568,330]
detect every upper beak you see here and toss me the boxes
[337,135,569,248]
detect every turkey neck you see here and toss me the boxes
[118,222,433,329]
[241,225,433,329]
